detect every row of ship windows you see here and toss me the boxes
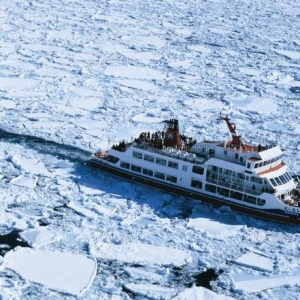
[121,160,266,207]
[207,165,263,184]
[132,151,205,175]
[133,151,180,169]
[269,172,292,187]
[121,161,178,183]
[254,154,283,169]
[121,161,204,186]
[205,184,266,206]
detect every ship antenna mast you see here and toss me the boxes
[219,113,246,149]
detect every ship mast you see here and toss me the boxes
[220,114,246,149]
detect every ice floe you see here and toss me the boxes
[188,208,245,239]
[1,0,300,299]
[4,248,97,296]
[90,237,192,266]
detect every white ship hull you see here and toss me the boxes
[91,118,300,224]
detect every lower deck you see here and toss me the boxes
[90,157,300,224]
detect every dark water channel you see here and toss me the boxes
[0,230,30,256]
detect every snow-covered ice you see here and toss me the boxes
[90,237,192,266]
[187,207,245,239]
[233,250,274,272]
[232,269,300,293]
[4,248,97,296]
[174,286,235,300]
[20,227,62,248]
[1,0,300,299]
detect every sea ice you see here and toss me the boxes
[4,248,97,296]
[124,283,177,299]
[20,227,62,248]
[233,250,274,272]
[232,269,300,293]
[10,175,37,189]
[174,286,235,300]
[187,208,245,239]
[90,238,192,266]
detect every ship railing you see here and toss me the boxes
[133,143,164,155]
[133,143,207,163]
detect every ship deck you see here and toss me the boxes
[258,163,285,175]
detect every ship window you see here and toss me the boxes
[251,176,263,184]
[279,175,288,184]
[192,165,204,175]
[144,154,155,162]
[166,175,177,183]
[239,157,243,163]
[257,198,266,206]
[237,172,245,179]
[120,161,130,169]
[107,155,119,163]
[244,195,257,204]
[275,177,282,185]
[131,165,141,173]
[224,150,227,155]
[182,165,188,172]
[270,178,278,186]
[205,184,216,193]
[154,171,165,180]
[143,168,153,176]
[218,187,230,197]
[282,173,290,182]
[133,151,143,159]
[235,153,239,160]
[156,157,166,166]
[168,161,178,169]
[223,169,232,176]
[191,179,202,189]
[230,191,243,200]
[247,162,251,168]
[212,165,218,172]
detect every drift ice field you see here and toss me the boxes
[0,0,300,299]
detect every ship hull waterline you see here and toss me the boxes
[90,159,300,225]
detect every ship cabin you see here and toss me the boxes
[94,117,299,207]
[188,116,297,205]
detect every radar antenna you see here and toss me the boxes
[219,113,246,149]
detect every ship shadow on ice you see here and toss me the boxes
[72,164,300,233]
[72,164,244,226]
[1,127,298,232]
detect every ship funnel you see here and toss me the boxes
[164,119,181,148]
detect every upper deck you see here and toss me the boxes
[108,116,285,178]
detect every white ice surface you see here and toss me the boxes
[232,269,300,293]
[4,248,97,296]
[0,0,300,299]
[233,251,274,272]
[174,286,235,300]
[124,283,177,299]
[188,208,245,239]
[10,175,37,189]
[20,227,62,248]
[90,237,192,267]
